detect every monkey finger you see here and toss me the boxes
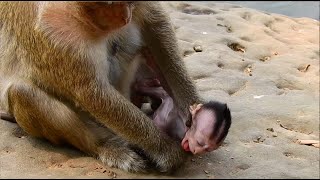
[0,112,16,123]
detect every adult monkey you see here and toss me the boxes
[0,2,228,173]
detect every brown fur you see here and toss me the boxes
[0,2,202,173]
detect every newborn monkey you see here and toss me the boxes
[1,82,231,155]
[135,79,186,141]
[1,77,232,155]
[135,79,232,155]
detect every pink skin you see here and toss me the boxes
[136,80,186,141]
[136,79,222,155]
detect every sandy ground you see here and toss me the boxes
[0,2,319,179]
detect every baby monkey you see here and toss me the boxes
[134,78,232,155]
[1,78,232,155]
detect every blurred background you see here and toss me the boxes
[208,1,319,20]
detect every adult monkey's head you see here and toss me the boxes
[79,2,135,34]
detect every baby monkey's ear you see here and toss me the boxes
[186,103,203,128]
[189,103,203,118]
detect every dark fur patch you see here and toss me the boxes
[202,101,232,143]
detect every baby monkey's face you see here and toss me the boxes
[181,103,229,154]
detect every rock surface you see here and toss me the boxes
[0,2,319,179]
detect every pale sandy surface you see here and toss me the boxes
[0,2,319,179]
